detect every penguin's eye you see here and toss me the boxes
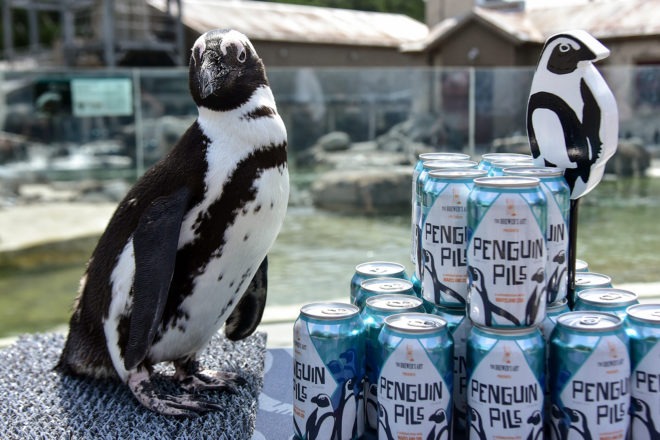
[559,43,571,53]
[237,48,247,63]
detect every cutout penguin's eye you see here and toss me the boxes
[237,48,247,63]
[559,43,571,53]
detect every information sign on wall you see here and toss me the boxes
[71,78,133,117]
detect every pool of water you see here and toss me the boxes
[1,175,659,338]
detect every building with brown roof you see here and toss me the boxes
[413,0,660,66]
[3,0,658,68]
[147,0,429,67]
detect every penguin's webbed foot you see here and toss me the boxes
[127,370,224,417]
[174,358,246,393]
[177,369,245,394]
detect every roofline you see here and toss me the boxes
[407,1,660,54]
[402,9,525,53]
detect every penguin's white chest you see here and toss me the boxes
[152,163,289,361]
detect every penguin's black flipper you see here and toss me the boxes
[225,256,268,341]
[580,78,603,164]
[124,187,191,371]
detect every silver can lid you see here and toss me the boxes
[428,169,488,180]
[575,272,612,287]
[557,311,623,331]
[473,176,540,188]
[626,303,660,324]
[576,259,589,272]
[361,277,414,294]
[385,313,446,334]
[578,288,638,307]
[422,159,478,170]
[355,261,406,277]
[490,159,534,168]
[418,152,471,161]
[481,153,533,162]
[365,294,424,312]
[301,302,359,320]
[503,166,565,178]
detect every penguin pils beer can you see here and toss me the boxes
[549,311,631,440]
[505,167,570,304]
[378,313,454,440]
[466,325,545,440]
[626,304,660,440]
[421,169,487,308]
[466,176,548,327]
[293,302,365,440]
[361,295,425,432]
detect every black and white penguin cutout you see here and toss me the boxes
[57,29,289,416]
[527,29,618,305]
[527,29,618,200]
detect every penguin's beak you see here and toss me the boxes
[569,29,610,63]
[198,68,216,100]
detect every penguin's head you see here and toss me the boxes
[429,408,446,423]
[527,410,542,425]
[189,29,268,111]
[566,407,582,423]
[532,268,544,283]
[311,394,332,408]
[541,30,610,75]
[467,265,480,280]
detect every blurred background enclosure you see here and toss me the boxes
[1,0,659,338]
[0,65,658,338]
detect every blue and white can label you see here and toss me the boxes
[467,177,548,327]
[550,312,630,440]
[378,313,453,440]
[467,325,545,440]
[293,302,364,440]
[505,167,570,304]
[421,169,486,307]
[626,304,660,440]
[433,305,473,438]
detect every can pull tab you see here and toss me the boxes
[381,283,404,291]
[322,308,348,316]
[386,300,414,308]
[408,319,438,329]
[600,293,621,301]
[369,267,389,274]
[580,315,602,326]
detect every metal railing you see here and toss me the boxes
[0,65,658,181]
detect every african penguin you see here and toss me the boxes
[56,29,289,416]
[527,29,618,199]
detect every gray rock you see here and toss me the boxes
[310,167,411,215]
[606,138,651,177]
[316,131,351,152]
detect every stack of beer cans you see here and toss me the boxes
[292,152,659,440]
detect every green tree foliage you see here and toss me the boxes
[259,0,425,22]
[1,8,60,55]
